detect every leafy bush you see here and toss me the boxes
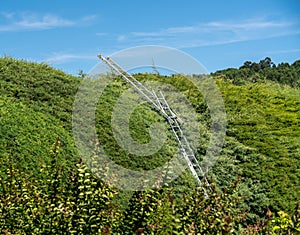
[268,207,300,235]
[1,140,298,234]
[0,139,119,234]
[0,95,77,175]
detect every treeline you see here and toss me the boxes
[213,57,300,88]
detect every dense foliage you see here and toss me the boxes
[216,80,300,212]
[0,142,299,234]
[0,56,299,233]
[213,57,300,88]
[0,56,80,129]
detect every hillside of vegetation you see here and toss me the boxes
[0,56,299,234]
[213,57,300,212]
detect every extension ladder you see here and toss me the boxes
[98,55,211,197]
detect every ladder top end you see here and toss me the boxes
[98,54,110,62]
[97,54,112,61]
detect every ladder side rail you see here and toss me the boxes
[101,55,157,100]
[178,141,209,198]
[157,90,183,124]
[98,55,161,111]
[181,135,201,165]
[106,57,148,89]
[157,90,211,194]
[173,124,211,196]
[159,106,202,186]
[180,133,211,190]
[166,113,209,195]
[151,90,176,123]
[157,90,206,177]
[99,55,176,122]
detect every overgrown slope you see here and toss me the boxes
[217,79,300,212]
[0,56,299,233]
[0,57,80,129]
[0,95,76,173]
[0,57,79,175]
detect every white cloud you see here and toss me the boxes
[17,14,74,29]
[43,53,96,65]
[267,48,300,55]
[132,32,162,37]
[115,17,300,48]
[81,15,97,24]
[117,35,126,42]
[0,12,97,32]
[1,12,15,19]
[96,32,108,36]
[205,19,292,30]
[166,26,196,34]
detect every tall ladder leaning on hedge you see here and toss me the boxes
[98,55,211,198]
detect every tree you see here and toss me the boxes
[240,61,252,69]
[250,62,260,72]
[259,57,273,69]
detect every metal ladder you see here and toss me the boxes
[98,55,211,197]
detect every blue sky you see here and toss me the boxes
[1,0,300,74]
